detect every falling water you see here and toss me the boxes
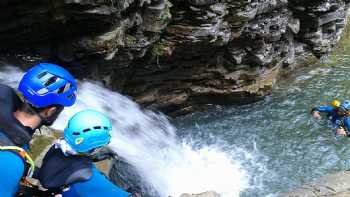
[0,65,250,197]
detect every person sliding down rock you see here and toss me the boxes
[311,100,350,136]
[0,63,77,197]
[37,109,134,197]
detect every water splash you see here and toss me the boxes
[56,82,249,197]
[0,65,250,197]
[0,66,24,87]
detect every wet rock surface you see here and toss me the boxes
[0,0,349,115]
[280,171,350,197]
[109,158,160,197]
[180,191,221,197]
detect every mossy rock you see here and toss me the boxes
[29,131,61,161]
[29,129,111,174]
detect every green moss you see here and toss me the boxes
[330,18,350,63]
[333,18,350,55]
[29,131,62,161]
[159,1,172,22]
[320,18,350,68]
[29,135,56,160]
[152,42,167,57]
[52,131,63,139]
[125,35,137,46]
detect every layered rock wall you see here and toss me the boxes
[0,0,349,114]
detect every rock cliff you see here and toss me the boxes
[0,0,349,114]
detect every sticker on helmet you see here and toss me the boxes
[75,137,84,145]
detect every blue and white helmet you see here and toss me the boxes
[64,109,112,153]
[340,100,350,111]
[18,63,77,107]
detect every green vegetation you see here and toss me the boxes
[152,42,168,57]
[151,41,170,66]
[334,18,350,54]
[319,18,350,68]
[159,1,173,22]
[29,129,62,160]
[29,135,56,161]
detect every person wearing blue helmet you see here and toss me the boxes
[311,100,350,136]
[0,63,77,197]
[37,109,131,197]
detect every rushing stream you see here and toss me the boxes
[1,51,350,197]
[174,54,350,196]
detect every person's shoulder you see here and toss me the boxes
[0,83,14,92]
[0,84,21,105]
[0,83,15,95]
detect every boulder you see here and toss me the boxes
[0,0,349,115]
[280,171,350,197]
[180,191,221,197]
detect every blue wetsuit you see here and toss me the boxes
[63,166,130,197]
[0,149,25,197]
[314,105,350,134]
[0,132,32,197]
[38,145,130,197]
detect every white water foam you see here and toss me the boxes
[0,65,249,197]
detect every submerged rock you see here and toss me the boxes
[0,0,349,115]
[109,158,160,197]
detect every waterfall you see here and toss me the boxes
[0,65,249,197]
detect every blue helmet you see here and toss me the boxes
[64,109,112,153]
[18,63,77,107]
[340,100,350,111]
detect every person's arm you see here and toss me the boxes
[342,118,350,136]
[335,126,347,136]
[332,117,350,136]
[312,105,334,113]
[311,105,334,119]
[62,165,130,197]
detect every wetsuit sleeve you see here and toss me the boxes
[343,118,350,136]
[0,151,25,197]
[314,105,334,113]
[62,165,130,197]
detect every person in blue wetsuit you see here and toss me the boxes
[0,63,77,197]
[37,109,131,197]
[311,100,350,136]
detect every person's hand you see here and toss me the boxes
[336,127,348,136]
[312,111,321,120]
